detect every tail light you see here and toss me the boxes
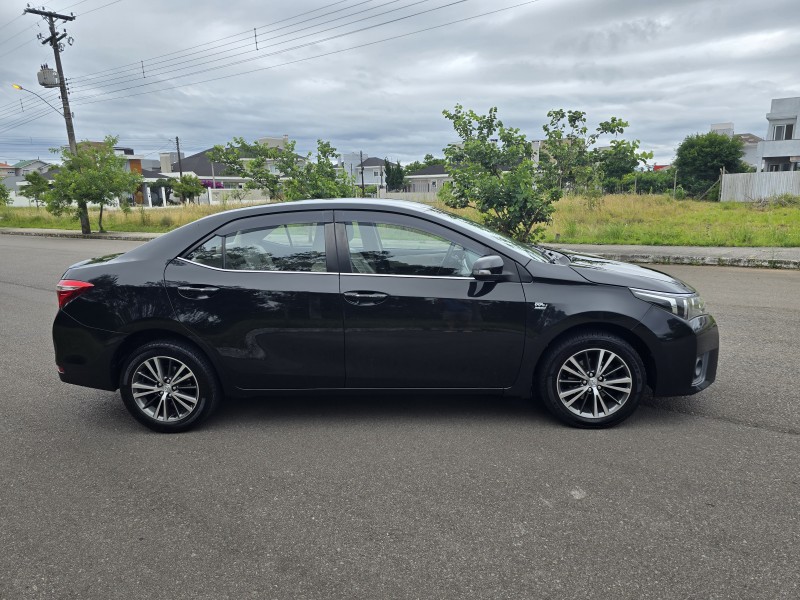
[56,279,94,309]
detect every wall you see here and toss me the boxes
[720,171,800,201]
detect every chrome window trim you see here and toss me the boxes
[175,256,336,275]
[342,272,473,281]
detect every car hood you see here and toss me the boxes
[563,251,696,294]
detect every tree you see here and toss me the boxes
[20,171,50,207]
[276,139,354,200]
[598,139,653,192]
[621,169,674,194]
[152,178,178,205]
[674,132,749,198]
[442,104,561,242]
[384,159,405,191]
[207,137,287,200]
[172,175,207,203]
[541,109,648,195]
[0,183,10,206]
[45,136,142,233]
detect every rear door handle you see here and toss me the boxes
[177,285,219,299]
[344,291,388,305]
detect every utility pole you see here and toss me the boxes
[176,136,185,202]
[359,150,365,197]
[25,8,77,155]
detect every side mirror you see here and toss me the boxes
[472,255,505,281]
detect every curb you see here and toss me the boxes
[582,252,800,270]
[0,228,158,242]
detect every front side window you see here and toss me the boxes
[344,221,480,277]
[185,221,327,272]
[774,123,795,141]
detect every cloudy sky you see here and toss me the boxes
[0,0,798,167]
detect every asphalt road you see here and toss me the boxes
[1,235,798,600]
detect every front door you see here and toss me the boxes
[336,210,527,390]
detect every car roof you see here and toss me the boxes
[123,198,531,264]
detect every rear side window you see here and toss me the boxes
[185,222,327,272]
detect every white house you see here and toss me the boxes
[755,97,800,172]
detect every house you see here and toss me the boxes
[405,164,451,193]
[709,123,762,169]
[0,162,15,177]
[12,159,51,176]
[357,157,387,187]
[754,97,800,172]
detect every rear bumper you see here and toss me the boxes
[53,310,122,391]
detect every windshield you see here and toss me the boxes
[428,207,551,263]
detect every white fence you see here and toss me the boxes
[720,171,800,202]
[378,191,440,203]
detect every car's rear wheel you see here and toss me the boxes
[120,340,220,433]
[538,331,645,428]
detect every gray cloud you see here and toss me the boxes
[1,0,798,166]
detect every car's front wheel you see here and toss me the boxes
[120,340,220,433]
[538,331,645,428]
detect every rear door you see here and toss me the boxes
[164,210,344,391]
[336,210,527,390]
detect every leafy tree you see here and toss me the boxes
[541,110,648,195]
[152,178,178,205]
[207,137,287,200]
[45,136,142,233]
[404,153,445,175]
[276,139,354,200]
[384,159,405,191]
[621,169,674,195]
[674,132,749,198]
[172,175,207,203]
[0,183,10,206]
[442,104,561,242]
[20,171,50,207]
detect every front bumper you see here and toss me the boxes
[632,309,719,397]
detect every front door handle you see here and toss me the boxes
[344,291,388,306]
[177,285,219,299]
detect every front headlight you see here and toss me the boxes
[630,288,708,320]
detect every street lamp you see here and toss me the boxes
[12,83,65,117]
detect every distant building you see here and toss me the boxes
[405,164,451,193]
[708,123,762,169]
[754,97,800,172]
[11,159,51,176]
[0,162,15,177]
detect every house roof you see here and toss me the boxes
[407,164,448,177]
[141,168,165,179]
[0,162,12,168]
[734,133,763,145]
[171,148,227,177]
[12,159,46,168]
[359,157,386,167]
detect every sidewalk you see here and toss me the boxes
[1,227,799,269]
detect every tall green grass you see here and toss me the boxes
[2,194,800,246]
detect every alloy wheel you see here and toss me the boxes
[556,348,633,419]
[131,356,199,422]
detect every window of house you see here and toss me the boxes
[774,123,794,141]
[373,170,380,177]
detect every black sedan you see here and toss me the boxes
[53,199,719,432]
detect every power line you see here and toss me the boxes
[67,0,459,101]
[68,0,388,89]
[0,0,544,135]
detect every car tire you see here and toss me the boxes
[537,331,645,428]
[119,340,221,433]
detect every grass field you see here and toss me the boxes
[2,194,799,246]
